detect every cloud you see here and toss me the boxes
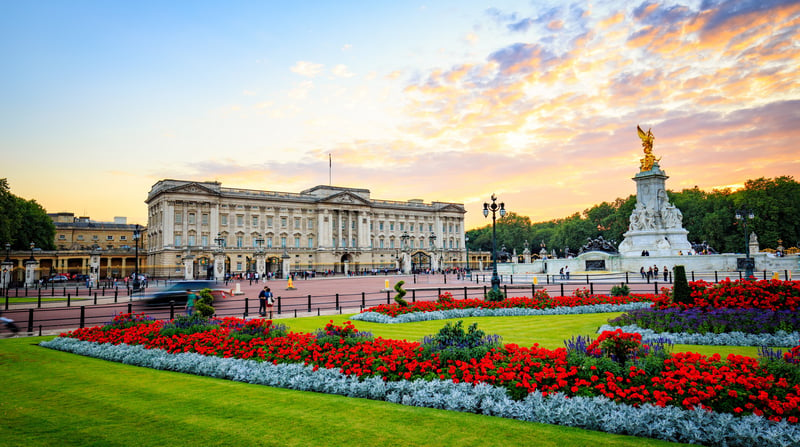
[331,64,355,78]
[288,80,314,99]
[291,61,324,77]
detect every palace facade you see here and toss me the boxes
[145,180,466,278]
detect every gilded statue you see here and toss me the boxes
[637,125,660,171]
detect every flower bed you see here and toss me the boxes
[606,280,800,346]
[608,307,800,335]
[48,315,800,425]
[653,279,800,310]
[40,337,800,447]
[354,289,656,324]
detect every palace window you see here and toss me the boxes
[188,213,195,225]
[175,212,183,224]
[202,213,209,225]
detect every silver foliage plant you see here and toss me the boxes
[599,324,800,347]
[350,302,653,324]
[40,337,800,447]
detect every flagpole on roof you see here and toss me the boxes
[329,153,332,186]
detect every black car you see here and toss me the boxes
[142,280,227,306]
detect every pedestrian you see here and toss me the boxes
[640,266,646,279]
[663,266,669,282]
[265,287,274,319]
[258,286,269,316]
[564,265,570,280]
[186,289,197,316]
[0,311,19,337]
[559,267,564,280]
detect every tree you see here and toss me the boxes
[0,178,55,250]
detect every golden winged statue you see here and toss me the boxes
[637,125,660,171]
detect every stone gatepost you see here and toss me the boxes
[25,259,38,287]
[183,253,195,280]
[214,252,226,281]
[343,261,349,276]
[1,261,12,289]
[255,253,266,279]
[89,252,101,287]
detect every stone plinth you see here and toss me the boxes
[618,162,691,257]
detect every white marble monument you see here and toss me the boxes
[617,127,691,257]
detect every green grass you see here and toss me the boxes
[288,312,761,358]
[1,310,762,446]
[0,335,691,447]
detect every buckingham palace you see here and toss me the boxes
[145,180,466,279]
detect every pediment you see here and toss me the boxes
[167,182,220,196]
[437,203,466,213]
[318,191,371,206]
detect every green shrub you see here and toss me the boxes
[672,265,691,306]
[393,281,408,307]
[610,283,630,297]
[228,319,289,344]
[160,314,219,337]
[485,287,506,302]
[194,288,216,318]
[313,320,374,346]
[421,320,504,363]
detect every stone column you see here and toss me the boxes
[1,261,12,289]
[281,254,291,279]
[213,251,226,281]
[25,259,38,287]
[183,253,195,280]
[89,252,101,286]
[255,252,266,278]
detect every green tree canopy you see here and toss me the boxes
[465,176,800,256]
[0,178,56,250]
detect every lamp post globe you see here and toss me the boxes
[483,194,506,293]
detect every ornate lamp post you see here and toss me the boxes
[483,194,506,292]
[735,208,755,279]
[428,232,437,272]
[465,235,470,278]
[132,224,141,291]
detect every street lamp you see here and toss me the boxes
[428,232,437,272]
[214,232,225,249]
[483,194,506,292]
[132,224,141,291]
[465,235,470,277]
[735,208,755,279]
[400,231,410,251]
[4,243,10,263]
[29,242,35,261]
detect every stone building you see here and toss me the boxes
[145,180,466,279]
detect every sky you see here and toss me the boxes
[2,0,798,231]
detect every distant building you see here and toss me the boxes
[145,180,466,278]
[50,213,145,251]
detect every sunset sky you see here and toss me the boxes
[2,0,798,230]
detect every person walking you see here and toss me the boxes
[186,289,197,316]
[663,266,669,282]
[258,286,269,316]
[264,287,274,319]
